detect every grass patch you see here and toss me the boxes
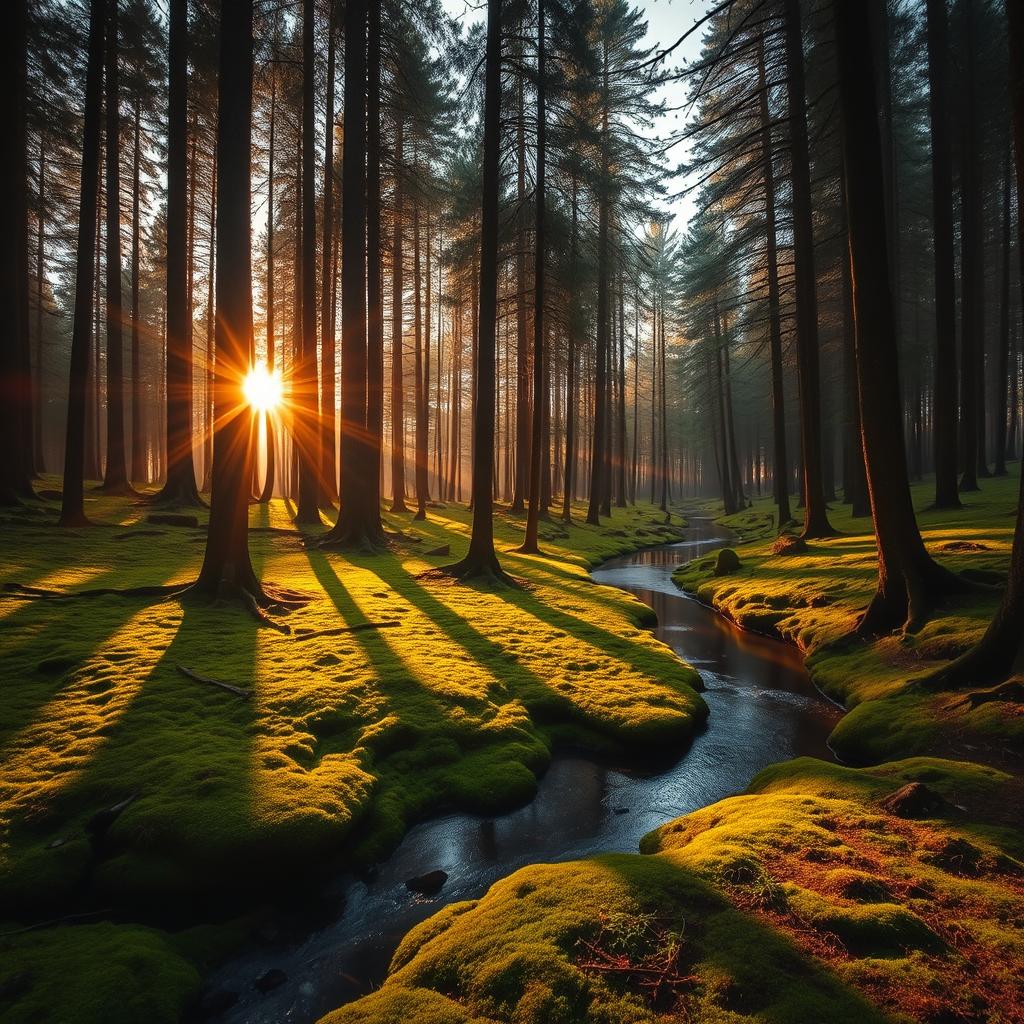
[673,471,1024,765]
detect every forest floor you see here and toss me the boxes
[323,473,1024,1024]
[674,471,1024,767]
[0,485,703,1023]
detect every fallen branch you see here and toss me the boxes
[1,582,190,601]
[292,621,401,642]
[176,663,251,698]
[0,909,115,939]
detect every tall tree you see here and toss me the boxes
[922,0,1024,688]
[442,0,504,579]
[322,0,383,547]
[926,0,960,509]
[0,0,32,505]
[195,0,262,599]
[520,0,545,555]
[784,0,834,538]
[60,0,105,526]
[294,0,321,524]
[835,0,963,637]
[154,0,200,505]
[101,0,132,495]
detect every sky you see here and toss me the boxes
[439,0,711,232]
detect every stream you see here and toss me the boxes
[202,516,842,1023]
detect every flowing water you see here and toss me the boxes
[203,516,841,1023]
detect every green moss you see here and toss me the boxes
[0,921,200,1024]
[0,489,706,1021]
[673,471,1024,764]
[325,756,1023,1024]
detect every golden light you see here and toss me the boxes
[244,361,282,413]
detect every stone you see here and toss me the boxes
[713,548,741,576]
[879,782,948,819]
[254,968,287,993]
[406,869,448,895]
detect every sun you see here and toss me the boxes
[243,361,282,413]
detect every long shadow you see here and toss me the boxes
[4,597,261,919]
[359,560,589,722]
[493,562,703,688]
[0,538,199,751]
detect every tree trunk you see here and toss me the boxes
[196,0,261,597]
[101,0,132,495]
[130,98,145,484]
[320,5,337,502]
[1,0,32,504]
[995,138,1012,477]
[512,50,529,515]
[323,0,381,547]
[759,33,791,528]
[259,62,277,504]
[520,0,545,554]
[784,0,834,538]
[413,192,427,520]
[836,0,962,637]
[926,0,960,508]
[561,174,578,523]
[390,118,408,512]
[59,0,104,524]
[586,56,610,527]
[294,0,321,524]
[443,0,504,578]
[366,0,384,530]
[155,0,199,506]
[921,0,1024,686]
[959,0,983,492]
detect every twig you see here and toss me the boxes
[176,663,252,698]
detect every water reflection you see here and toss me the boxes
[203,517,841,1024]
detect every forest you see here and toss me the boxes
[0,0,1022,1021]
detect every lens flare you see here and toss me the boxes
[243,361,282,413]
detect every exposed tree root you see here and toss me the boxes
[176,663,251,698]
[318,526,390,554]
[423,560,520,589]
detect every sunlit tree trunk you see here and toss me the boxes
[294,0,321,524]
[196,0,261,597]
[366,0,384,529]
[444,0,503,578]
[320,6,338,503]
[520,0,545,553]
[259,63,277,504]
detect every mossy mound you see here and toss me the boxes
[323,757,1024,1024]
[0,921,200,1024]
[674,472,1024,765]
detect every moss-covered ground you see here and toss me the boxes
[673,472,1024,766]
[324,473,1024,1024]
[0,484,702,1023]
[321,757,1023,1024]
